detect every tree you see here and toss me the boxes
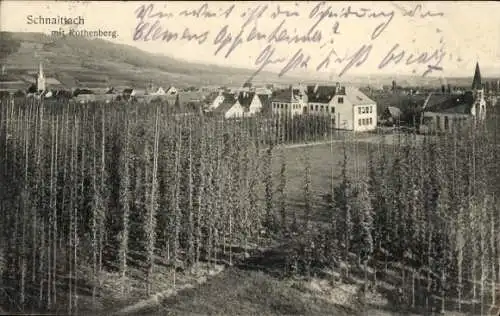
[277,149,287,233]
[333,137,354,276]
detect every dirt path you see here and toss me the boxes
[277,133,425,150]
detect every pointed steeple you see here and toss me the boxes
[36,62,46,92]
[39,62,44,78]
[472,62,482,90]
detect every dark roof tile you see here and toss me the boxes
[238,91,255,108]
[306,85,336,103]
[424,92,474,114]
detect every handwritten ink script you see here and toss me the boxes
[132,2,452,80]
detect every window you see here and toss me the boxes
[310,105,314,111]
[422,116,433,125]
[359,107,362,114]
[369,117,373,124]
[280,104,283,109]
[436,116,441,130]
[338,97,344,104]
[320,105,324,112]
[315,105,319,111]
[369,106,373,113]
[331,107,335,113]
[358,119,362,126]
[285,104,288,109]
[444,116,449,130]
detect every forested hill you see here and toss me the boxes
[0,31,284,88]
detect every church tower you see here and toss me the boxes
[471,62,486,121]
[36,62,46,92]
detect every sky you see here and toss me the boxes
[1,1,500,79]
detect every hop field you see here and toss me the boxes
[1,99,500,315]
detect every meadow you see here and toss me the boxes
[1,99,499,316]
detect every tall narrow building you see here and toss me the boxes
[36,62,46,92]
[471,62,486,120]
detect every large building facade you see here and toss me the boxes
[271,83,377,131]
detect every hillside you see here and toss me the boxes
[0,32,292,89]
[2,32,494,91]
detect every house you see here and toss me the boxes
[419,92,475,133]
[150,87,166,95]
[210,91,262,118]
[304,84,337,117]
[212,93,245,118]
[206,92,232,110]
[271,86,306,117]
[123,88,135,99]
[258,94,272,115]
[122,88,146,101]
[238,91,262,115]
[380,106,402,125]
[293,83,377,131]
[106,87,117,94]
[419,62,486,134]
[168,91,207,113]
[166,86,178,95]
[337,86,377,131]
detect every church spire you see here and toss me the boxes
[37,62,46,92]
[472,62,482,90]
[39,62,44,78]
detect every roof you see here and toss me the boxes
[238,91,255,108]
[213,94,237,113]
[423,92,474,114]
[472,62,482,90]
[106,87,117,94]
[306,85,336,103]
[272,88,293,103]
[386,106,402,118]
[345,87,376,105]
[204,91,220,104]
[258,94,272,108]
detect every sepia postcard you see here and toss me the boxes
[1,1,500,315]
